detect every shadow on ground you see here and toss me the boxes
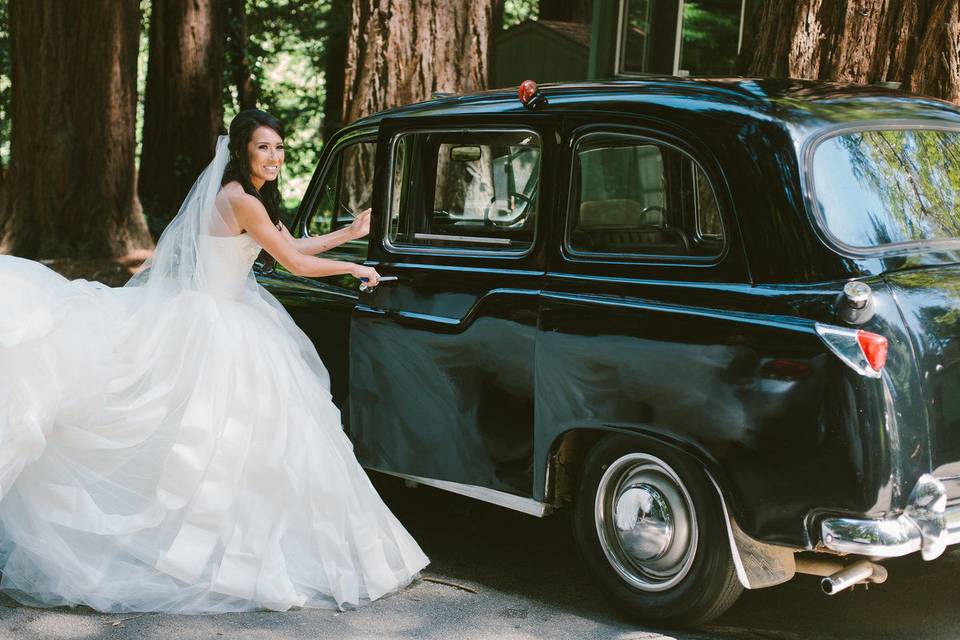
[375,475,960,640]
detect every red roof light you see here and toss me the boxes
[518,80,547,109]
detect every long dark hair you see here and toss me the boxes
[221,109,285,228]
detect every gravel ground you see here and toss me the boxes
[2,475,960,640]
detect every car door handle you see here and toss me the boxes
[359,275,398,293]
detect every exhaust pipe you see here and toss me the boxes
[820,559,888,595]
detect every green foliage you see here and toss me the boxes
[136,0,150,165]
[228,0,337,211]
[0,0,538,208]
[503,0,539,28]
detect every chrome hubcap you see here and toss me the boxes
[595,453,698,591]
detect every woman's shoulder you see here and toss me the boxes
[219,182,265,213]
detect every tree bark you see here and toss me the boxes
[906,0,960,103]
[0,0,152,259]
[321,0,350,143]
[739,0,960,105]
[343,0,495,124]
[227,0,257,111]
[538,0,593,24]
[139,0,226,237]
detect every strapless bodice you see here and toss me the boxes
[197,233,261,298]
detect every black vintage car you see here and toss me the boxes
[256,77,960,626]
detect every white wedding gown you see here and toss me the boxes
[0,229,429,614]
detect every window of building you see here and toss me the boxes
[568,134,725,259]
[678,0,744,76]
[619,0,680,75]
[616,0,746,77]
[387,129,540,254]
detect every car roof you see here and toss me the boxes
[349,77,960,140]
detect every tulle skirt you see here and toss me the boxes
[0,255,429,613]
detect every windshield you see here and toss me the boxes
[810,127,960,251]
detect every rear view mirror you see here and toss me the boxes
[450,145,482,162]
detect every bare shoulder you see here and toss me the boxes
[220,181,267,220]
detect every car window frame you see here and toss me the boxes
[299,127,378,243]
[382,126,543,259]
[563,129,729,266]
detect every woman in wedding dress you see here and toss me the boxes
[0,109,429,614]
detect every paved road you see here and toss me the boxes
[2,475,959,640]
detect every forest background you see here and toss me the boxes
[0,0,957,283]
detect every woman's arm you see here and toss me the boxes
[232,196,379,281]
[282,208,371,255]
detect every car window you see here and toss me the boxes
[306,139,376,259]
[387,129,540,254]
[568,135,725,259]
[810,128,960,251]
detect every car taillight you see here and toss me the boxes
[856,330,888,372]
[815,323,888,378]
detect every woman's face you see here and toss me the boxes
[246,125,285,186]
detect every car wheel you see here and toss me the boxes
[572,435,743,627]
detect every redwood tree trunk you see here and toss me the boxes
[739,0,960,104]
[321,0,350,143]
[227,0,258,111]
[0,0,151,259]
[905,0,960,103]
[139,0,226,236]
[343,0,495,124]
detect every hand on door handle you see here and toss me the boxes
[359,275,398,293]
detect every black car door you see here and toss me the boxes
[347,114,558,505]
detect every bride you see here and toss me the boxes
[0,109,429,613]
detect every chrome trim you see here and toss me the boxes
[821,473,960,560]
[368,468,552,517]
[594,453,698,592]
[821,514,922,557]
[821,560,887,595]
[843,280,871,309]
[909,474,949,560]
[815,322,884,379]
[615,483,674,560]
[413,233,512,245]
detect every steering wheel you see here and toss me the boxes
[510,191,535,208]
[485,191,535,228]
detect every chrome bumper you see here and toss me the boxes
[821,474,960,561]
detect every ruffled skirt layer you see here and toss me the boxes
[0,255,428,613]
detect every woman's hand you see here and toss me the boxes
[351,263,381,285]
[348,208,372,239]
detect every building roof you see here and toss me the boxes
[497,19,592,50]
[536,20,592,48]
